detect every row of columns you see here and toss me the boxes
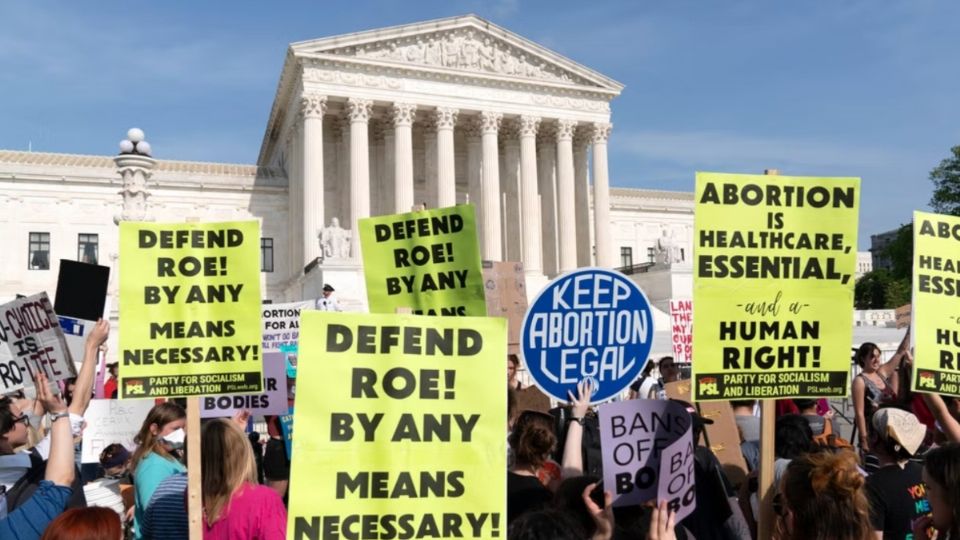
[296,92,614,274]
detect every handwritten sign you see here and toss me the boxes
[0,292,75,393]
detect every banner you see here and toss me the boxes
[520,268,655,404]
[0,292,76,393]
[287,312,506,540]
[598,399,695,519]
[118,221,263,398]
[201,352,287,417]
[358,205,487,316]
[669,299,693,364]
[912,211,960,396]
[692,172,859,400]
[263,301,313,354]
[81,399,156,463]
[482,261,528,349]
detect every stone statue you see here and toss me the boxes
[320,217,351,259]
[655,228,678,265]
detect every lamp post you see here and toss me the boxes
[113,127,156,224]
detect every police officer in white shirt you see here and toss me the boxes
[315,284,342,312]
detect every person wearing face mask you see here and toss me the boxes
[130,402,186,540]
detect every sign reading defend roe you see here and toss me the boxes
[520,268,654,404]
[118,221,262,398]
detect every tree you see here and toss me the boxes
[882,223,912,283]
[854,269,910,309]
[930,145,960,216]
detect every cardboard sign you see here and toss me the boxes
[598,399,696,516]
[692,172,860,400]
[262,301,313,354]
[358,205,487,316]
[287,312,506,540]
[912,212,960,396]
[54,259,110,321]
[0,292,76,393]
[483,261,528,348]
[118,221,263,398]
[200,352,287,417]
[669,299,693,364]
[520,267,655,404]
[515,385,551,415]
[81,399,156,463]
[894,304,912,330]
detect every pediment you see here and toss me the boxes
[291,15,623,92]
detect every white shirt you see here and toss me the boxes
[315,296,341,312]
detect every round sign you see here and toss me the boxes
[520,267,655,404]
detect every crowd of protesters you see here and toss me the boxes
[2,310,959,540]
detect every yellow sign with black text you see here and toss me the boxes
[118,221,263,398]
[692,172,860,401]
[287,312,506,540]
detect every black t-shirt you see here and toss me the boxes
[865,460,928,540]
[507,472,552,523]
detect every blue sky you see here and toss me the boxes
[2,1,958,248]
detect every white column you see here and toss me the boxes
[335,118,351,226]
[480,111,503,260]
[555,119,578,272]
[519,115,542,276]
[501,121,522,262]
[592,122,614,267]
[435,107,459,208]
[423,118,438,209]
[465,119,483,245]
[392,103,416,213]
[538,124,558,276]
[347,98,373,259]
[370,121,385,216]
[383,124,395,215]
[573,131,592,266]
[300,93,326,266]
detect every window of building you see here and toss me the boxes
[261,238,274,273]
[620,247,633,268]
[29,232,50,270]
[647,247,656,263]
[78,233,99,264]
[680,248,685,262]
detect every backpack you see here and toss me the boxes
[812,418,853,450]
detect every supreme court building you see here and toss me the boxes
[0,15,696,315]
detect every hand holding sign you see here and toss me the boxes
[85,319,109,353]
[582,482,615,540]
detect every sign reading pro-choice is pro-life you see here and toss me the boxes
[521,268,654,404]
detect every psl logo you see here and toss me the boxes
[124,380,146,396]
[918,371,937,389]
[698,376,720,396]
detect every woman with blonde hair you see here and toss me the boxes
[130,402,186,540]
[775,451,873,540]
[202,418,286,539]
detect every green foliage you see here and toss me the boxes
[854,269,909,309]
[930,145,960,216]
[882,223,913,282]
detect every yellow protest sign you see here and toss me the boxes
[358,205,487,316]
[692,172,860,401]
[912,211,960,396]
[118,221,263,398]
[288,312,506,540]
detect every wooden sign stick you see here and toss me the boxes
[187,397,203,539]
[757,168,779,540]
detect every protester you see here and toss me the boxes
[39,506,122,540]
[864,408,928,539]
[140,472,188,540]
[793,398,828,435]
[731,400,759,443]
[648,357,679,399]
[130,402,186,539]
[914,442,959,540]
[102,362,119,400]
[508,380,590,523]
[508,354,523,391]
[852,331,909,455]
[2,320,108,516]
[921,392,960,443]
[201,418,286,539]
[775,451,873,540]
[628,360,657,400]
[0,373,77,540]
